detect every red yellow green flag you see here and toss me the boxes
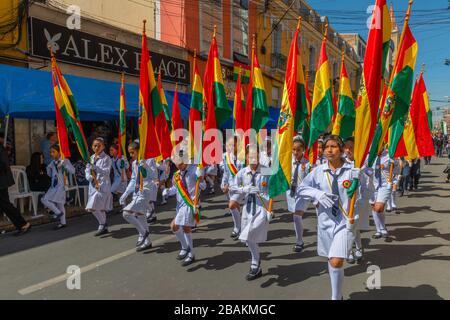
[138,24,161,161]
[353,0,390,169]
[51,56,89,161]
[332,54,355,139]
[51,66,71,159]
[118,74,127,158]
[269,21,306,198]
[188,53,204,163]
[233,72,246,132]
[203,33,232,165]
[309,28,333,151]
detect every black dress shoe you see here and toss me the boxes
[293,243,304,253]
[224,212,232,217]
[246,266,262,281]
[230,231,240,239]
[372,232,382,239]
[147,215,157,224]
[54,224,66,230]
[181,255,195,266]
[177,248,190,260]
[137,231,150,247]
[136,242,153,252]
[14,223,31,236]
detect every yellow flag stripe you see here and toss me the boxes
[312,61,331,110]
[253,66,265,91]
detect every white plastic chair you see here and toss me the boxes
[65,173,82,207]
[9,166,38,216]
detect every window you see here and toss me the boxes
[309,45,316,73]
[200,1,224,56]
[233,0,249,56]
[272,21,282,54]
[272,86,280,108]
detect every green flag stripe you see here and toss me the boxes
[251,87,269,131]
[309,89,333,147]
[213,82,232,128]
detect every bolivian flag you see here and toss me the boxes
[419,72,433,131]
[233,60,250,84]
[309,32,333,151]
[203,34,232,165]
[51,65,71,159]
[118,74,127,158]
[138,25,161,161]
[353,0,390,169]
[388,24,418,158]
[233,72,246,132]
[158,73,172,132]
[269,22,307,198]
[332,56,355,140]
[52,56,89,161]
[188,55,204,163]
[245,38,269,137]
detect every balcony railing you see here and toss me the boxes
[271,52,287,70]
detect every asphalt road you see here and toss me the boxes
[1,158,449,300]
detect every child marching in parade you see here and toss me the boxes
[41,144,75,230]
[287,136,310,252]
[163,150,206,266]
[220,135,245,239]
[119,141,153,252]
[299,135,360,299]
[232,145,272,281]
[144,158,161,224]
[109,144,129,198]
[370,146,398,239]
[85,137,113,236]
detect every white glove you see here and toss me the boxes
[346,216,359,232]
[162,189,169,198]
[317,192,337,209]
[196,167,204,178]
[351,168,361,180]
[119,193,128,206]
[267,211,274,222]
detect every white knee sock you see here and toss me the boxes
[293,215,304,245]
[92,211,102,228]
[391,191,397,208]
[175,229,188,250]
[184,232,194,258]
[57,203,66,225]
[354,230,362,250]
[386,196,392,211]
[98,211,107,226]
[379,212,387,231]
[137,215,149,234]
[372,210,382,233]
[41,198,61,216]
[247,241,260,268]
[328,262,344,300]
[230,208,241,233]
[161,187,166,201]
[123,212,144,235]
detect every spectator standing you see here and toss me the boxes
[26,152,51,192]
[40,132,58,166]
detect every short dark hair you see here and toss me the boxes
[50,144,60,152]
[128,141,139,151]
[344,137,354,144]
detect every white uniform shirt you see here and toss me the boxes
[286,157,310,213]
[44,158,75,204]
[85,151,113,211]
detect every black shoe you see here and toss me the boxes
[230,231,240,239]
[372,232,382,239]
[293,243,304,253]
[54,224,66,230]
[136,231,150,247]
[386,209,392,213]
[181,255,196,266]
[14,223,31,236]
[177,248,190,261]
[381,231,389,238]
[246,266,262,281]
[224,212,232,217]
[147,215,157,224]
[136,242,152,252]
[95,226,109,237]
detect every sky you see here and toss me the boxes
[306,0,450,122]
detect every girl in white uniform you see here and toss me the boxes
[371,147,398,239]
[144,158,161,223]
[41,144,75,230]
[205,165,217,194]
[85,138,113,236]
[158,159,170,205]
[163,150,206,266]
[220,135,245,239]
[109,144,129,196]
[231,145,273,281]
[287,136,310,252]
[298,135,361,300]
[119,142,154,252]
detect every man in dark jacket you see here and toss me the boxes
[0,137,31,235]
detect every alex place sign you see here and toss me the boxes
[29,18,190,84]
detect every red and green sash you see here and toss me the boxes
[173,171,200,222]
[225,153,238,177]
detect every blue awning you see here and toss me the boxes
[0,64,279,129]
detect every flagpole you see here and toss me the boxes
[120,72,127,182]
[139,19,147,192]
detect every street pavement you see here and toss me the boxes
[1,158,449,300]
